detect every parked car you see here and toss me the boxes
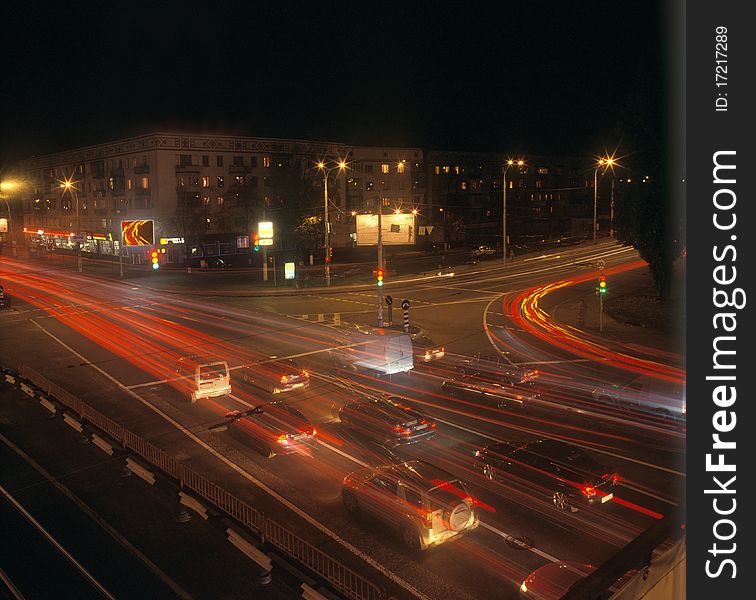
[441,376,537,409]
[473,439,618,511]
[206,257,230,269]
[240,358,310,394]
[342,460,479,550]
[412,335,445,363]
[472,245,496,257]
[225,403,317,458]
[455,353,539,387]
[339,396,436,446]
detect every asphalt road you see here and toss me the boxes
[0,240,685,600]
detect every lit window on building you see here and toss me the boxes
[397,162,405,174]
[203,196,210,206]
[460,181,467,190]
[109,177,115,190]
[381,163,390,174]
[127,178,132,190]
[538,167,548,174]
[454,166,460,175]
[263,157,271,168]
[434,165,440,175]
[535,180,542,188]
[217,196,224,206]
[234,176,245,185]
[217,176,224,188]
[202,176,210,188]
[442,166,450,174]
[141,177,150,189]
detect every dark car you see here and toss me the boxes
[441,376,537,409]
[455,354,538,387]
[240,358,311,394]
[339,396,437,446]
[473,439,618,511]
[226,403,317,458]
[206,257,230,269]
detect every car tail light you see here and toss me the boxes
[421,419,437,429]
[307,427,317,437]
[520,581,528,593]
[280,375,288,384]
[474,450,481,457]
[392,425,411,435]
[611,473,620,484]
[276,434,290,445]
[302,370,309,378]
[582,485,596,497]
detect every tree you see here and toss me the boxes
[294,215,323,260]
[170,191,207,266]
[613,55,682,300]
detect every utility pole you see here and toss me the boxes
[377,195,384,327]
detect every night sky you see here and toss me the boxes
[2,2,662,165]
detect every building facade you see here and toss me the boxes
[10,131,605,263]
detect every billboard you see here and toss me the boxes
[355,214,416,246]
[121,220,155,246]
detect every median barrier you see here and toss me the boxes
[15,364,389,600]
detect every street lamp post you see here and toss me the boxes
[592,157,615,244]
[61,178,82,272]
[502,159,524,264]
[317,160,347,286]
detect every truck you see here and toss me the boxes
[329,326,414,376]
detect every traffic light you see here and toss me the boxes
[150,249,160,270]
[598,274,607,294]
[253,234,260,252]
[376,268,384,287]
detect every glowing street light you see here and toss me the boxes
[316,159,347,286]
[503,158,525,264]
[593,156,617,244]
[60,176,82,272]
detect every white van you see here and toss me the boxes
[330,327,414,376]
[592,375,685,422]
[177,356,232,402]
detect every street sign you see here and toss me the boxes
[258,221,273,239]
[596,259,606,270]
[284,262,295,280]
[385,295,393,306]
[401,299,410,310]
